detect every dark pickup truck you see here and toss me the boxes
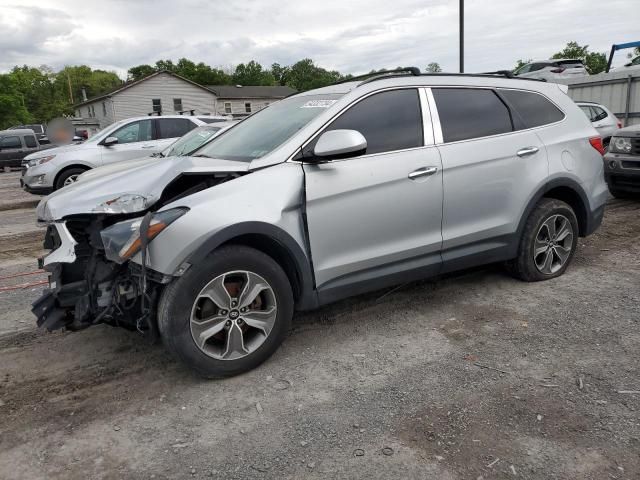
[0,129,55,169]
[604,124,640,198]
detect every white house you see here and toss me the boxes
[73,71,296,130]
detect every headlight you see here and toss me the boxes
[100,208,188,263]
[28,155,56,167]
[92,194,156,214]
[609,137,632,154]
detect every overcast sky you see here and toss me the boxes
[1,0,639,78]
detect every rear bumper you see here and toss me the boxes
[584,203,605,236]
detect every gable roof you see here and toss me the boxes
[73,70,215,108]
[206,85,296,99]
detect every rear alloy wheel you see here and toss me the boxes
[507,198,579,281]
[532,214,574,275]
[158,245,293,378]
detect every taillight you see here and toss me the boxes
[550,68,565,73]
[589,136,605,155]
[617,120,622,129]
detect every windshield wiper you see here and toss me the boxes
[193,153,212,158]
[151,152,165,158]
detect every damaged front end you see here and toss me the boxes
[32,156,249,335]
[33,211,182,335]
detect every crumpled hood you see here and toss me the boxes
[37,155,250,221]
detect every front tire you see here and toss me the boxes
[507,198,579,282]
[55,167,87,190]
[157,245,293,378]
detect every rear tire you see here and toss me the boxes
[54,167,87,190]
[507,198,579,282]
[157,245,293,378]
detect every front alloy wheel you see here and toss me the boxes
[158,245,293,378]
[190,271,278,360]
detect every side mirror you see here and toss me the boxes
[312,129,367,160]
[102,136,119,147]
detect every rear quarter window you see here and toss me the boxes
[498,89,565,128]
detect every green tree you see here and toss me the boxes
[426,62,442,73]
[0,74,32,129]
[232,60,275,86]
[513,58,532,72]
[127,64,156,81]
[270,63,290,86]
[285,59,342,91]
[552,41,607,74]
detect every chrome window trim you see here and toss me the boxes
[425,88,443,144]
[288,85,429,164]
[419,88,435,146]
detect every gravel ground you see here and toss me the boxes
[0,172,638,479]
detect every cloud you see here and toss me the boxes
[0,0,638,77]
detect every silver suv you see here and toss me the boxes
[33,69,608,377]
[21,115,228,194]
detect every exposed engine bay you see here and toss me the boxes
[32,172,241,336]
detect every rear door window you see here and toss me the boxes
[321,88,423,155]
[432,88,513,143]
[111,120,153,144]
[156,118,196,139]
[24,135,37,148]
[498,89,565,128]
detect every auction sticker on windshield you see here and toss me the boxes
[301,100,337,108]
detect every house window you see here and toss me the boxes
[152,98,162,113]
[92,105,96,117]
[76,110,80,117]
[224,102,232,114]
[245,102,252,113]
[102,102,107,116]
[173,98,183,112]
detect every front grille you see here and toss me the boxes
[631,138,640,156]
[621,160,640,170]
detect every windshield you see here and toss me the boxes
[195,94,343,161]
[163,126,222,157]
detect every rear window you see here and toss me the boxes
[432,88,513,143]
[498,89,565,129]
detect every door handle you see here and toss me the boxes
[517,146,539,157]
[408,166,438,180]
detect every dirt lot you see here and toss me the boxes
[0,171,638,479]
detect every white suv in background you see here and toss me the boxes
[21,115,229,193]
[576,101,621,147]
[514,59,589,81]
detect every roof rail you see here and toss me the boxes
[333,67,421,85]
[483,70,515,78]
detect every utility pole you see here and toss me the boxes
[459,0,464,73]
[67,72,74,104]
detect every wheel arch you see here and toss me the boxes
[53,163,92,188]
[184,222,318,310]
[518,178,590,238]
